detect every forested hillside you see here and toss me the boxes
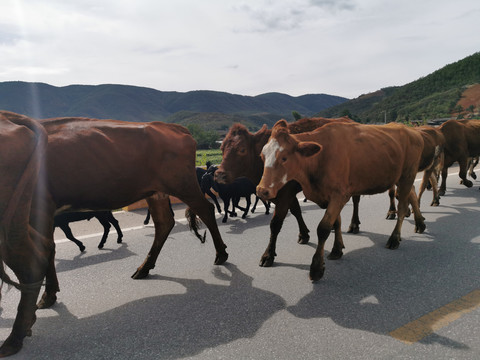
[0,82,347,130]
[319,52,480,123]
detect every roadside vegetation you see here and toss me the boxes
[196,149,222,167]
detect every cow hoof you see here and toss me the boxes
[327,249,343,260]
[259,255,275,267]
[214,251,228,265]
[386,212,396,220]
[462,179,473,188]
[0,335,23,358]
[131,267,150,279]
[79,244,86,252]
[297,233,310,244]
[415,222,426,234]
[309,265,325,282]
[385,235,401,249]
[98,243,104,249]
[347,224,360,234]
[37,292,57,309]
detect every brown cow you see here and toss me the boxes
[215,117,357,267]
[257,120,426,281]
[0,111,228,356]
[439,119,480,195]
[0,112,48,357]
[386,125,445,219]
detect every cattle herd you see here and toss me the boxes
[1,109,480,356]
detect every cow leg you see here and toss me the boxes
[0,228,49,356]
[32,205,60,310]
[108,213,123,243]
[347,195,361,234]
[386,186,397,219]
[428,172,440,206]
[131,194,175,279]
[417,170,429,206]
[439,156,456,196]
[458,156,473,188]
[181,194,228,266]
[439,164,448,196]
[263,199,271,214]
[59,223,85,252]
[327,216,345,260]
[284,191,310,244]
[409,187,426,234]
[259,203,286,267]
[143,210,151,225]
[206,189,222,214]
[468,156,478,179]
[0,281,42,357]
[386,183,425,249]
[241,195,251,219]
[251,196,260,213]
[222,196,230,223]
[96,216,111,249]
[37,241,60,309]
[311,200,345,281]
[259,192,310,267]
[231,196,242,216]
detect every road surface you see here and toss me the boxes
[1,169,479,359]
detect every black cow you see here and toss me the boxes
[143,162,222,225]
[201,166,270,223]
[54,211,123,251]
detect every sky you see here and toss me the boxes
[0,0,479,99]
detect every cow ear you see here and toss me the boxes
[273,119,288,129]
[256,124,268,134]
[254,124,271,154]
[297,142,322,157]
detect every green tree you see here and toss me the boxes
[292,111,302,120]
[186,123,220,149]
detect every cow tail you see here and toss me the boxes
[185,208,206,243]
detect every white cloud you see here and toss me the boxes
[0,0,479,98]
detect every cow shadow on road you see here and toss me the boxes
[54,243,137,274]
[18,263,286,360]
[285,196,480,351]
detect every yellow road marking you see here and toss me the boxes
[389,289,480,344]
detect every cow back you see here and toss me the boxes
[40,117,197,210]
[292,122,424,198]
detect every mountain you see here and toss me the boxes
[0,82,348,130]
[318,52,480,123]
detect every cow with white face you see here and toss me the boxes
[258,132,321,202]
[257,119,426,282]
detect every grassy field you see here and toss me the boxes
[196,149,223,167]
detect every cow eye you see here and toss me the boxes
[281,156,287,163]
[238,148,246,155]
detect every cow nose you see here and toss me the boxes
[256,186,271,200]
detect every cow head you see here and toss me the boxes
[256,120,322,200]
[215,123,270,184]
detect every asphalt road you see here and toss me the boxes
[1,169,480,360]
